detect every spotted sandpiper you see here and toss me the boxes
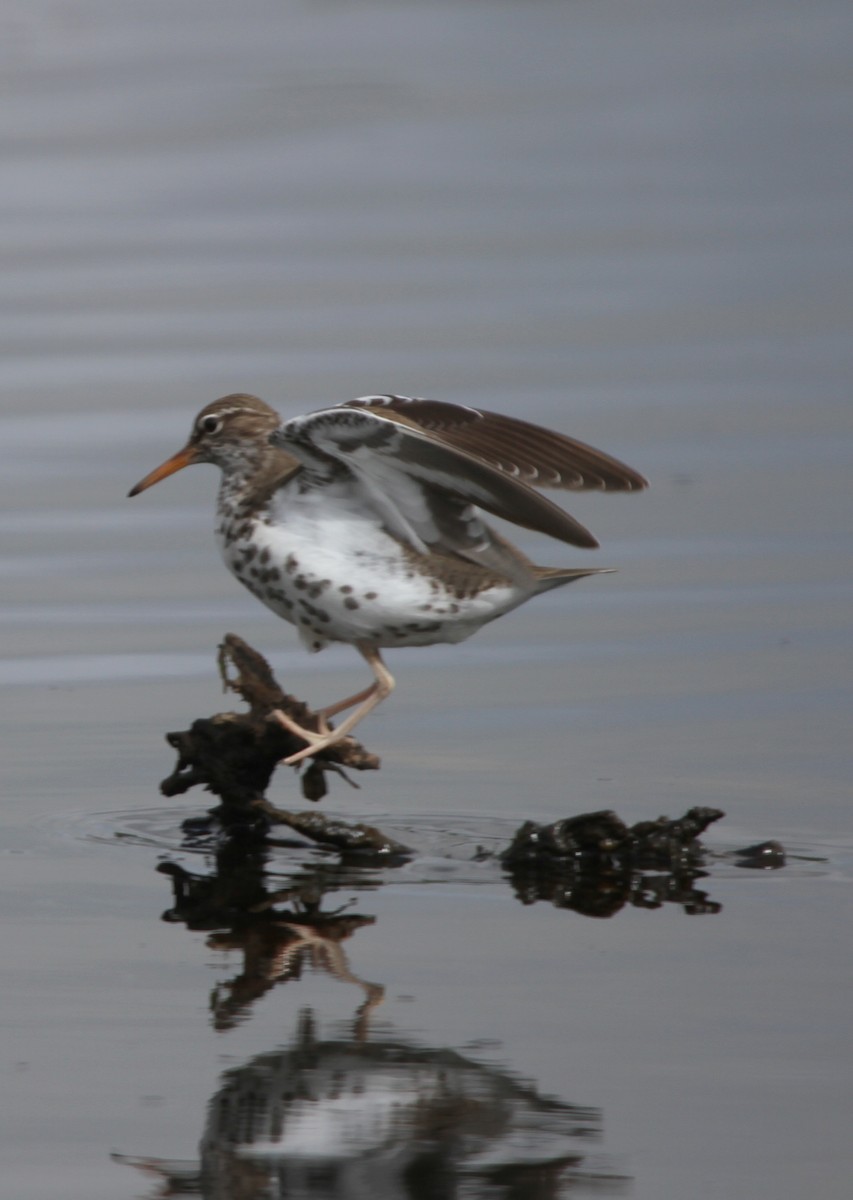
[129,395,646,763]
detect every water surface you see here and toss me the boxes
[2,2,852,1198]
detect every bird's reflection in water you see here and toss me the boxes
[207,916,384,1035]
[157,843,384,1034]
[118,1010,628,1199]
[117,845,628,1197]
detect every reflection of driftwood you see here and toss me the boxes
[158,849,384,1033]
[159,634,379,817]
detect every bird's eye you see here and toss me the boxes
[200,415,222,435]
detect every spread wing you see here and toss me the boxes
[271,406,604,580]
[343,395,648,492]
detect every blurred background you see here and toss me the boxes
[1,2,852,1198]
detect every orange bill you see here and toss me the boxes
[127,446,197,497]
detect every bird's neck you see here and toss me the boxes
[216,445,301,521]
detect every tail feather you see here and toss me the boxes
[532,566,615,595]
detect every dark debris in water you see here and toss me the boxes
[733,840,787,869]
[501,807,724,868]
[500,808,727,917]
[255,799,411,860]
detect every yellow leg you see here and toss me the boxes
[272,644,395,765]
[319,679,385,721]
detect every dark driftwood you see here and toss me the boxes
[160,634,380,823]
[500,807,728,917]
[500,806,725,867]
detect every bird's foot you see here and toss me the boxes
[270,708,351,766]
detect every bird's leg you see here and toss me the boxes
[272,644,395,766]
[279,679,379,740]
[272,674,381,741]
[316,680,383,721]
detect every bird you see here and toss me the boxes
[129,394,646,764]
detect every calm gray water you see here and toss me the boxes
[2,2,852,1197]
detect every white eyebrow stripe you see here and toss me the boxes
[197,406,248,425]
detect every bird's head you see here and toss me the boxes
[128,394,282,496]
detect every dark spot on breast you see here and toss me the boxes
[344,597,360,610]
[364,591,378,600]
[294,576,308,590]
[285,555,299,574]
[268,567,281,581]
[259,547,270,564]
[419,603,433,611]
[340,585,353,594]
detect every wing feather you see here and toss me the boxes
[274,406,600,551]
[344,395,647,492]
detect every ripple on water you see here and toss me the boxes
[46,808,527,886]
[45,807,851,888]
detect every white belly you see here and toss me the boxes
[216,486,520,653]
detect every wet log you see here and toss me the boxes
[159,634,380,821]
